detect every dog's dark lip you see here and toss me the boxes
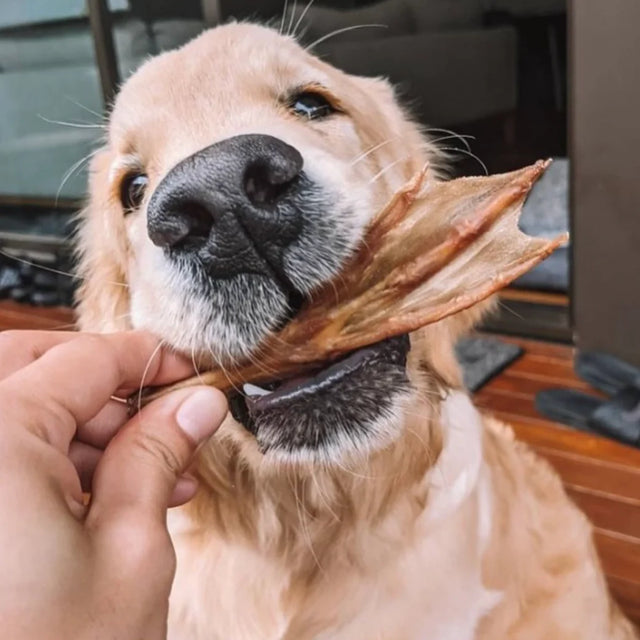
[228,334,410,433]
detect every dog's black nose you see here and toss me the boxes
[147,134,304,281]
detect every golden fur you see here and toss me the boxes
[76,23,637,639]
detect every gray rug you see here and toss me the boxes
[456,336,523,392]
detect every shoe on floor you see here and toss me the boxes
[536,387,640,448]
[575,351,640,396]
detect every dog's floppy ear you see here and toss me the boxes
[75,148,131,331]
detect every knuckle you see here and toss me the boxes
[132,429,185,477]
[77,333,111,355]
[77,333,121,373]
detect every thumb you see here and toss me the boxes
[88,386,227,525]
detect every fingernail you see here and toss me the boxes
[176,388,226,443]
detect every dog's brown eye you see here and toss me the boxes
[290,91,335,120]
[120,172,148,213]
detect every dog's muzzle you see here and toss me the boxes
[147,134,304,284]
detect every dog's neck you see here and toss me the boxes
[168,384,492,640]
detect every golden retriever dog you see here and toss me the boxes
[76,22,637,640]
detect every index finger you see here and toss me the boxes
[0,331,194,452]
[0,330,81,381]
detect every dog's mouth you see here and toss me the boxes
[228,334,411,456]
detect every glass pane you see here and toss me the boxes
[0,1,569,317]
[0,3,132,204]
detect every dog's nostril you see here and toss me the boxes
[185,203,214,237]
[148,203,214,251]
[244,161,298,207]
[171,203,214,250]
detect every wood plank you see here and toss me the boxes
[594,530,640,584]
[482,370,607,398]
[566,486,640,540]
[536,448,640,503]
[504,356,594,389]
[492,414,640,469]
[476,388,543,420]
[607,576,640,628]
[499,288,570,307]
[475,389,572,423]
[481,333,575,360]
[0,301,75,331]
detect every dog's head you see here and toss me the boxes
[78,23,467,464]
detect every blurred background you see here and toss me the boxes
[0,0,638,360]
[0,0,569,325]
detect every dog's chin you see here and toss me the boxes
[227,334,412,463]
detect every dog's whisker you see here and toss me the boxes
[260,331,294,355]
[136,339,165,415]
[206,347,247,398]
[38,114,106,129]
[286,0,298,36]
[292,0,316,39]
[422,127,474,153]
[0,248,129,289]
[64,96,106,121]
[306,24,388,51]
[241,329,294,370]
[191,347,207,386]
[498,299,525,320]
[44,320,79,332]
[294,22,311,42]
[279,0,290,35]
[429,134,477,150]
[224,348,275,396]
[436,146,488,176]
[367,155,408,186]
[349,136,398,167]
[56,147,101,205]
[230,335,282,377]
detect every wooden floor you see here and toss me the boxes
[0,300,75,332]
[474,334,640,628]
[1,301,639,627]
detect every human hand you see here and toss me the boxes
[0,330,227,639]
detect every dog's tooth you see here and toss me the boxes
[243,383,272,397]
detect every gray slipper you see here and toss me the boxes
[536,387,640,448]
[575,351,640,396]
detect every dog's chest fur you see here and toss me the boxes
[167,393,501,640]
